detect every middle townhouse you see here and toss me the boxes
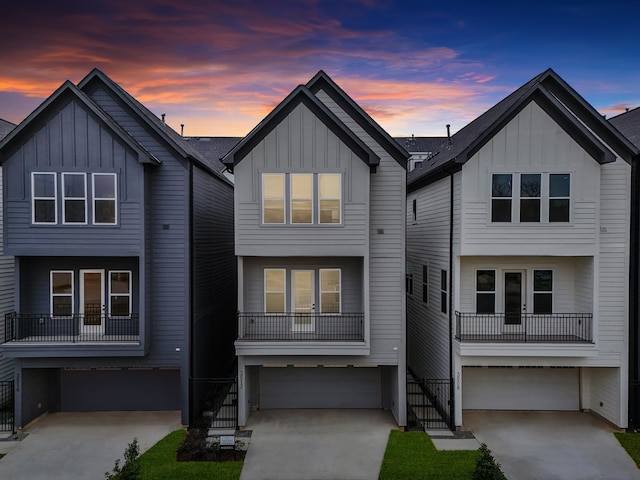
[223,71,408,427]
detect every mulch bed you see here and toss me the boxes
[176,423,246,462]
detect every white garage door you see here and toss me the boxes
[260,366,382,409]
[463,367,579,411]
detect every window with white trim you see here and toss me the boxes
[319,174,341,224]
[62,173,87,224]
[109,271,131,317]
[93,173,117,225]
[290,174,313,224]
[476,270,496,314]
[491,173,571,223]
[264,269,286,313]
[262,174,285,224]
[32,172,57,224]
[440,269,448,314]
[51,271,73,316]
[319,269,341,314]
[533,270,553,314]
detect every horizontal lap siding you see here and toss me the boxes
[89,86,190,368]
[0,169,14,381]
[192,166,236,378]
[3,100,143,255]
[407,177,451,379]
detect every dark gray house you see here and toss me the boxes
[0,70,236,428]
[223,71,408,427]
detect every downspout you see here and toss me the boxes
[443,164,455,429]
[188,160,195,425]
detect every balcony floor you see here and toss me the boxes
[457,334,591,343]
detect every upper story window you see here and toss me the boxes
[62,173,87,224]
[422,265,428,304]
[32,173,57,224]
[32,172,118,225]
[291,174,313,224]
[476,270,496,314]
[533,269,553,314]
[491,173,570,224]
[51,271,73,316]
[320,269,341,314]
[261,173,342,225]
[440,270,448,314]
[93,173,117,224]
[263,174,285,224]
[109,271,132,317]
[264,268,286,313]
[406,261,413,295]
[319,174,341,224]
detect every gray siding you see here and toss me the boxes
[3,100,145,256]
[233,103,370,257]
[0,168,14,381]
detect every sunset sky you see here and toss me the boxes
[1,0,639,137]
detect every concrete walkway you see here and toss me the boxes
[240,409,398,480]
[464,411,640,480]
[0,411,182,480]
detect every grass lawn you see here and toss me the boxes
[615,432,640,468]
[378,430,480,480]
[138,429,243,480]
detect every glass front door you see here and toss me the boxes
[504,271,524,325]
[291,270,314,332]
[80,270,104,334]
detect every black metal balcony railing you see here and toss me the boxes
[455,311,593,343]
[4,312,140,343]
[238,312,364,341]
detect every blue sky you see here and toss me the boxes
[1,0,638,136]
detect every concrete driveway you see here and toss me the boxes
[464,411,640,480]
[240,409,398,480]
[0,411,182,480]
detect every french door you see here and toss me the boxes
[291,270,315,332]
[80,269,104,334]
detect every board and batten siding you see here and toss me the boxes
[233,103,370,257]
[3,100,145,256]
[460,101,601,256]
[407,175,452,380]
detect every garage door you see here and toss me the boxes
[463,367,579,411]
[260,366,381,409]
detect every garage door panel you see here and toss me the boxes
[260,366,381,409]
[463,367,579,411]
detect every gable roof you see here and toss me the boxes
[0,118,16,140]
[0,81,157,165]
[395,136,445,154]
[609,107,640,150]
[407,68,639,192]
[222,84,380,171]
[187,137,242,169]
[78,69,229,178]
[307,71,410,168]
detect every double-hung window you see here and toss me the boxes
[319,174,341,224]
[440,270,448,314]
[109,271,131,317]
[264,269,286,313]
[263,174,285,224]
[549,174,570,222]
[533,270,553,314]
[51,271,73,316]
[62,173,87,224]
[93,173,117,224]
[476,270,496,313]
[422,265,428,304]
[406,261,414,295]
[290,174,313,223]
[32,173,57,224]
[520,174,541,222]
[491,174,512,222]
[320,269,341,314]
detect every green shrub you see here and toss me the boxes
[472,443,507,480]
[105,438,141,480]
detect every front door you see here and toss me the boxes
[80,269,104,335]
[503,270,525,328]
[292,270,315,332]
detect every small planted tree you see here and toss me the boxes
[472,443,507,480]
[105,438,141,480]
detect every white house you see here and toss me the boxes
[406,69,638,429]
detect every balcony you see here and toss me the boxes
[3,312,140,344]
[455,311,593,343]
[238,312,364,342]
